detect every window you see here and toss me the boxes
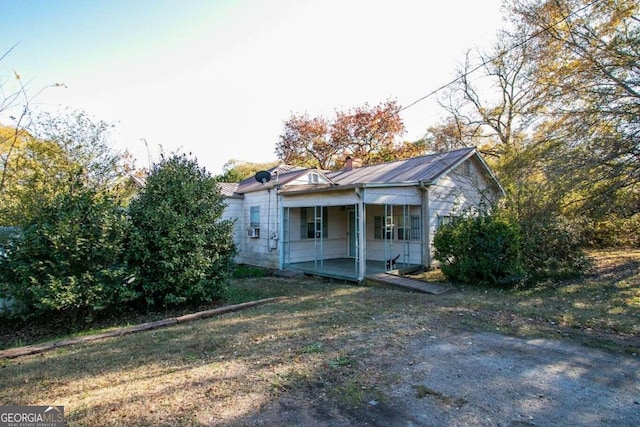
[300,207,328,239]
[437,215,456,229]
[374,216,382,239]
[374,216,394,240]
[398,215,421,241]
[250,206,260,228]
[309,173,320,184]
[410,215,421,241]
[397,216,409,241]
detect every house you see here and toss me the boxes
[219,147,504,282]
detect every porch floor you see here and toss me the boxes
[284,258,422,282]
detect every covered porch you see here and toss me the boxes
[280,184,429,282]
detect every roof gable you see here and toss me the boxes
[224,165,333,195]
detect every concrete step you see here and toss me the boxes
[365,272,454,295]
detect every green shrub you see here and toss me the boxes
[126,153,237,308]
[433,213,523,287]
[0,182,131,320]
[519,214,589,283]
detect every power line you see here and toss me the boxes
[399,0,599,113]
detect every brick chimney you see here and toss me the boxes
[345,156,362,170]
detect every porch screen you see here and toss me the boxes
[300,207,328,239]
[374,214,420,241]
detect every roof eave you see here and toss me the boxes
[278,181,422,196]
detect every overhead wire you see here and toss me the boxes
[399,0,600,113]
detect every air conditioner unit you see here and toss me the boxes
[247,227,260,238]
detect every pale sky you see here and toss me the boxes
[1,0,505,175]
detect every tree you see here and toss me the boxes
[422,117,486,153]
[126,153,236,308]
[27,110,132,191]
[0,110,136,225]
[510,0,640,218]
[439,24,543,160]
[428,0,620,273]
[435,0,639,220]
[216,159,280,183]
[275,100,407,170]
[276,113,336,169]
[436,23,565,225]
[330,100,406,165]
[0,175,130,321]
[0,44,66,198]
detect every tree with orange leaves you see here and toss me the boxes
[276,99,419,170]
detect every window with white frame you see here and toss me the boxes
[250,206,260,228]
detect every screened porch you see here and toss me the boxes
[281,203,425,282]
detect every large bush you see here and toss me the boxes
[518,214,589,283]
[0,180,130,320]
[126,153,236,308]
[433,213,523,287]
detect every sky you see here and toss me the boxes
[1,0,505,175]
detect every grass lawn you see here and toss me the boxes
[0,250,638,425]
[414,249,640,352]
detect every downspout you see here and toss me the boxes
[355,187,365,282]
[419,181,431,269]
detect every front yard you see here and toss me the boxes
[0,250,638,425]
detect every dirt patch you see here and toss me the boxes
[226,331,640,426]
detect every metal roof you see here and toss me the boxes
[233,165,312,194]
[217,147,503,196]
[325,147,476,185]
[217,182,241,198]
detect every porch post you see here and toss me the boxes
[356,187,366,282]
[278,203,285,270]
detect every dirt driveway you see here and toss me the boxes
[235,330,640,426]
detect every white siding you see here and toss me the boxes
[283,190,359,207]
[289,171,332,186]
[221,198,243,253]
[233,189,281,269]
[282,186,421,208]
[427,158,501,258]
[362,186,422,205]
